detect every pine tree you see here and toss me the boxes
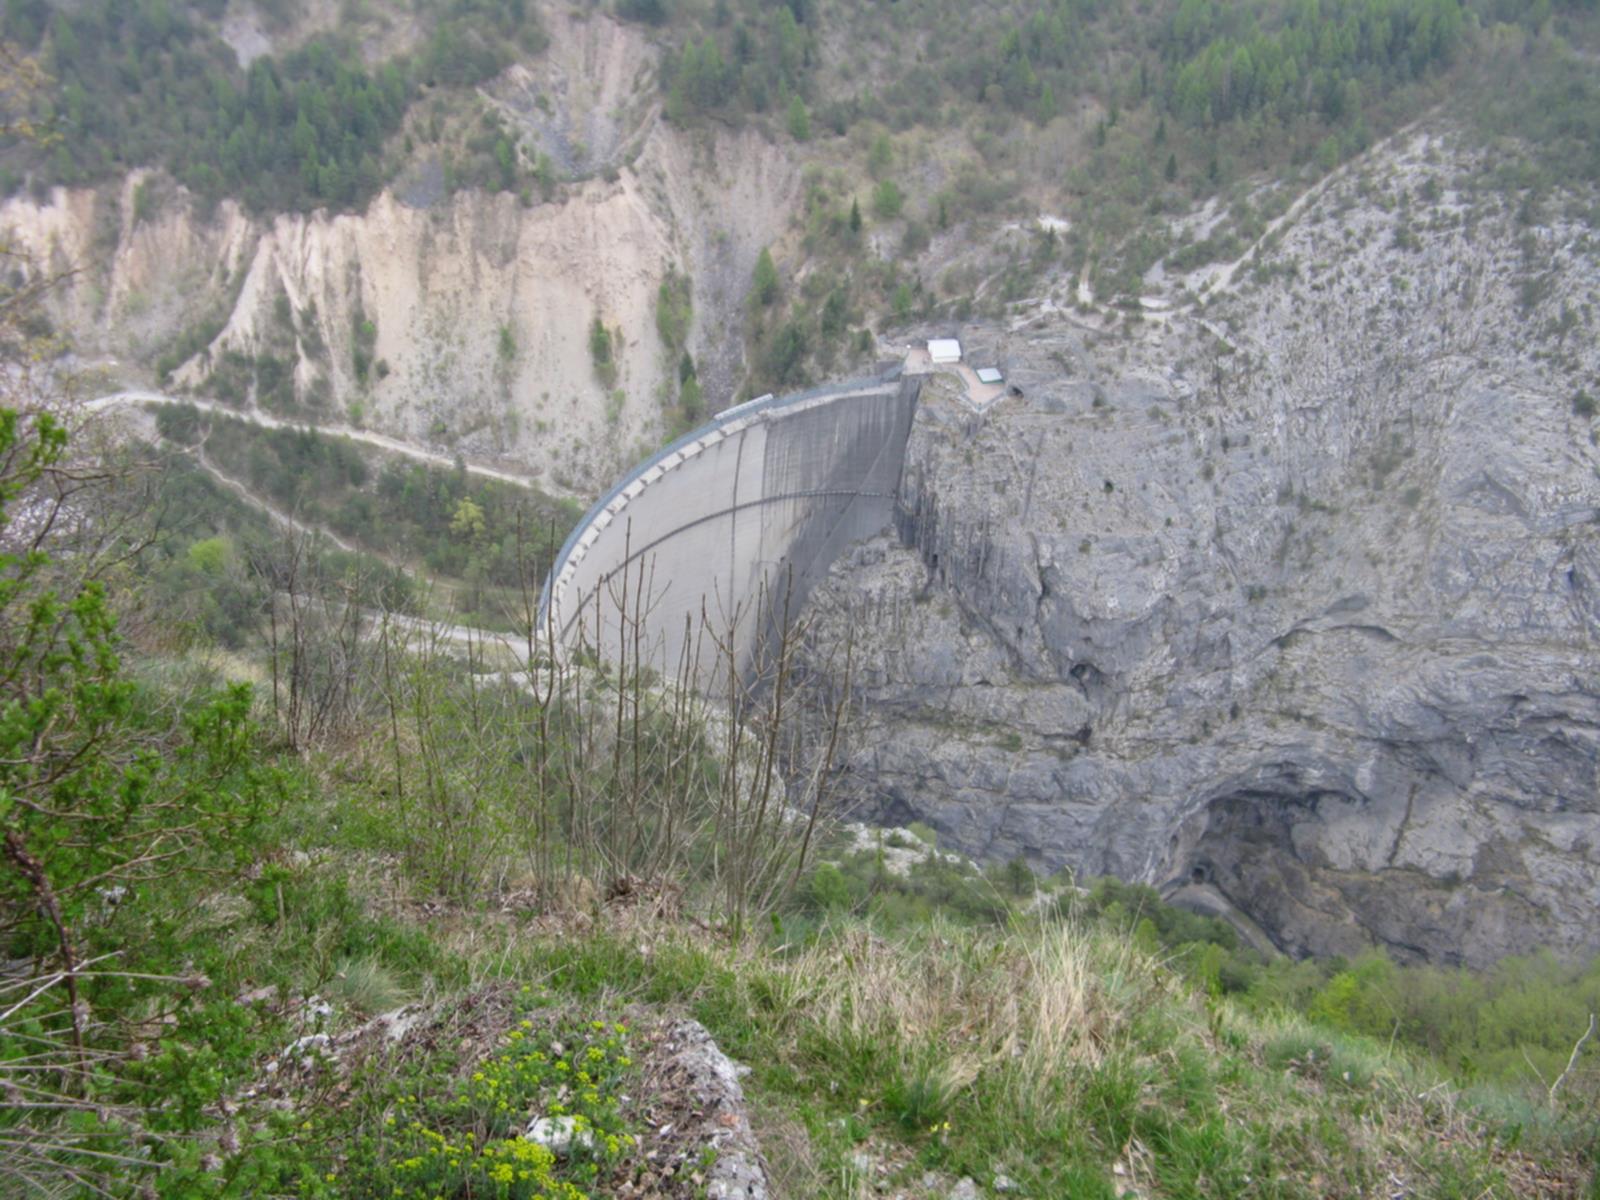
[752,248,779,307]
[786,95,810,141]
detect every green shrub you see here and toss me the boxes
[807,862,854,912]
[655,268,693,351]
[589,316,616,387]
[787,95,811,141]
[678,375,704,426]
[752,247,780,307]
[353,313,378,385]
[0,409,279,1190]
[872,178,904,220]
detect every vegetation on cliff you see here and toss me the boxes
[1,2,1599,1194]
[0,393,1595,1195]
[1,0,540,211]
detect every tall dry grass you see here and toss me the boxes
[774,914,1177,1119]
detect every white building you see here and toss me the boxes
[928,338,962,364]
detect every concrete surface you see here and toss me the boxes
[902,346,1007,409]
[541,370,921,688]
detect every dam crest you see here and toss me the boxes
[540,366,924,688]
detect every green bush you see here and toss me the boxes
[589,316,616,387]
[0,409,279,1190]
[787,95,811,141]
[752,247,780,307]
[655,268,693,351]
[807,862,855,911]
[755,318,808,389]
[353,313,378,385]
[872,178,905,220]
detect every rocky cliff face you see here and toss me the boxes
[799,132,1600,967]
[0,14,798,497]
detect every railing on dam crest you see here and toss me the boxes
[538,366,918,688]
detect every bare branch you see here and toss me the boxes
[1549,1012,1596,1108]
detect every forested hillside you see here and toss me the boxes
[6,0,1598,221]
[2,0,1598,412]
[1,0,539,210]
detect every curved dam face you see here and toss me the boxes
[542,369,922,687]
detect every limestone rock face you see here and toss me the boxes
[0,14,799,498]
[799,135,1600,967]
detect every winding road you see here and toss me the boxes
[88,390,578,499]
[88,388,566,659]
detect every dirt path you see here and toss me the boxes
[148,412,531,652]
[89,391,584,501]
[194,450,530,650]
[1051,111,1439,333]
[192,448,359,554]
[1188,112,1436,302]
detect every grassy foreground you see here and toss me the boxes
[162,825,1600,1200]
[0,415,1594,1198]
[7,679,1598,1200]
[44,738,1589,1200]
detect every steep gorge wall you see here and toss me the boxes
[0,15,800,497]
[796,135,1600,967]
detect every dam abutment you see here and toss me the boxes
[541,370,923,688]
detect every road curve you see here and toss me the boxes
[542,369,920,689]
[89,390,579,499]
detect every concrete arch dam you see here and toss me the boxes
[541,369,921,687]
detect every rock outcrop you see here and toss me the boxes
[799,133,1600,967]
[0,14,800,497]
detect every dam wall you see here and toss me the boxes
[541,369,920,687]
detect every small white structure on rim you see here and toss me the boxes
[928,338,962,364]
[975,367,1003,385]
